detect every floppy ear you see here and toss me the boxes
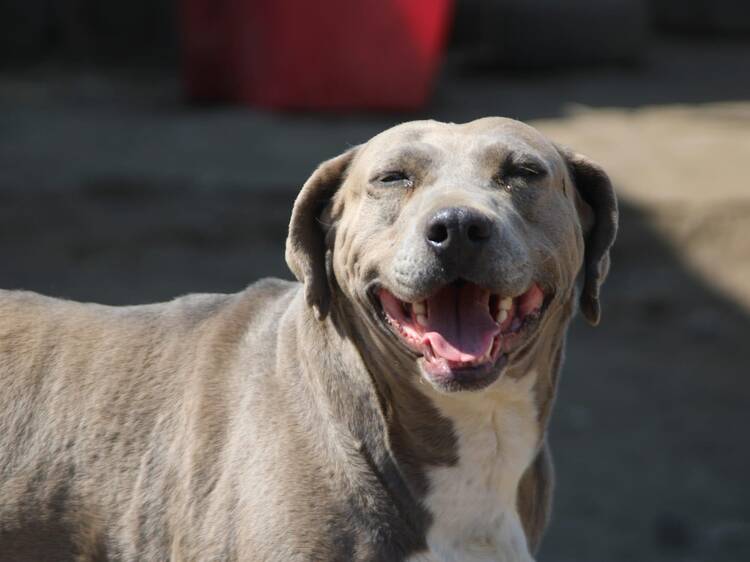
[559,147,619,326]
[285,147,359,321]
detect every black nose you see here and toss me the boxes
[425,207,493,257]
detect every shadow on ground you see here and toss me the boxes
[0,185,748,562]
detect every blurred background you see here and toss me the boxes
[1,0,749,560]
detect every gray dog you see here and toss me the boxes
[0,117,617,561]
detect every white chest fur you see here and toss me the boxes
[409,372,540,562]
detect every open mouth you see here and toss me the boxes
[376,280,547,389]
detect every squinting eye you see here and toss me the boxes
[511,163,545,179]
[377,171,412,185]
[380,172,407,182]
[518,167,540,177]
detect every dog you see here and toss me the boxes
[0,117,617,561]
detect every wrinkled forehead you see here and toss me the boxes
[355,118,563,174]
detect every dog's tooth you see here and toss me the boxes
[499,297,513,311]
[496,309,508,324]
[416,314,428,326]
[413,301,426,315]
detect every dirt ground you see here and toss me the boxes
[1,38,749,561]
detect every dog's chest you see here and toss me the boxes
[411,375,540,562]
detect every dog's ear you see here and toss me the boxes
[285,147,359,321]
[558,146,619,326]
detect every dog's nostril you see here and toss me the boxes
[427,222,449,245]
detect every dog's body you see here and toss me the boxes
[0,118,617,561]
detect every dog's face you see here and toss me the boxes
[287,118,617,392]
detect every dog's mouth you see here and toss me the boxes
[375,280,548,391]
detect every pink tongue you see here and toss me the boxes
[422,284,500,363]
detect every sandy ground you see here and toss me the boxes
[1,38,749,561]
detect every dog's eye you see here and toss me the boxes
[509,162,546,179]
[376,171,412,185]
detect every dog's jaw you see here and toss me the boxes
[375,280,549,392]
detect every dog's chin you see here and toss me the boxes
[372,279,550,393]
[417,353,508,393]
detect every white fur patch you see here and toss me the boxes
[408,372,540,562]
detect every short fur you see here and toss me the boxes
[0,118,617,561]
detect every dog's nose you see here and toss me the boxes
[425,207,493,257]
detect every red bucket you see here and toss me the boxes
[181,0,453,110]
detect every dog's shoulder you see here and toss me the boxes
[186,277,300,335]
[232,277,300,318]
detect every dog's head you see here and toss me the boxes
[286,118,617,392]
